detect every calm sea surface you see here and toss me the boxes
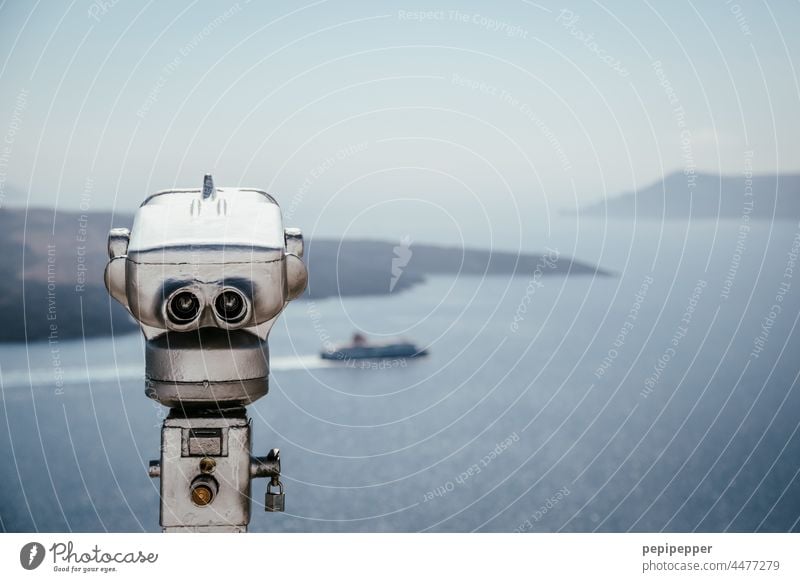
[2,219,800,532]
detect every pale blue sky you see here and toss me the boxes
[1,0,798,247]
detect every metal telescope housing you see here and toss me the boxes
[104,175,307,531]
[105,174,307,407]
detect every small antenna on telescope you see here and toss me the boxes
[202,174,216,200]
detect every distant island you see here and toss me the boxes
[575,171,800,220]
[0,207,610,342]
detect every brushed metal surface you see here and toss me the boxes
[106,176,303,531]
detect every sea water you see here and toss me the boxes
[1,219,799,532]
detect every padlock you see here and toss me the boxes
[265,479,285,512]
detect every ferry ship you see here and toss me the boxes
[321,333,428,361]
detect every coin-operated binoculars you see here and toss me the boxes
[105,175,307,532]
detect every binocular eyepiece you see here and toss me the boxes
[168,290,201,324]
[163,286,249,329]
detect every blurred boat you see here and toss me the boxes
[321,333,428,361]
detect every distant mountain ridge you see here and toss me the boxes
[0,207,610,342]
[577,172,800,219]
